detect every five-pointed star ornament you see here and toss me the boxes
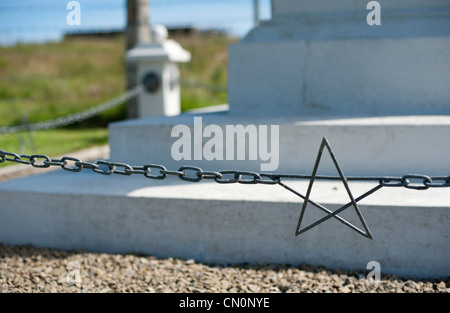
[294,137,375,239]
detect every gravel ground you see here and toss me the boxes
[0,243,448,293]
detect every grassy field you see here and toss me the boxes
[175,33,234,110]
[0,33,237,167]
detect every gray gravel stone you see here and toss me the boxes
[0,243,448,293]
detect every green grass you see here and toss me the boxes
[0,37,127,127]
[0,33,237,166]
[174,33,237,111]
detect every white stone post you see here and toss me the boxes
[126,25,191,118]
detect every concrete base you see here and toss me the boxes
[0,170,448,279]
[109,112,450,176]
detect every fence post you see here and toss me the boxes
[125,0,152,119]
[126,25,191,118]
[253,0,260,27]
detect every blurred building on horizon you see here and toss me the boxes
[0,0,271,46]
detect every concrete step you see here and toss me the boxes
[0,169,448,279]
[109,113,450,177]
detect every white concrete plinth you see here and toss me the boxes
[228,0,450,117]
[0,170,448,279]
[109,112,450,177]
[228,37,450,117]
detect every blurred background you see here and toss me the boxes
[0,0,271,163]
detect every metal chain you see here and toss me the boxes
[1,150,449,190]
[0,85,143,134]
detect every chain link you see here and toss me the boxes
[61,157,82,172]
[0,85,143,134]
[424,176,450,188]
[29,154,51,168]
[378,175,449,190]
[1,148,448,189]
[143,164,167,180]
[178,166,203,182]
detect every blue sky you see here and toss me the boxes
[0,0,272,46]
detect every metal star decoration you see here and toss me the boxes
[294,137,374,239]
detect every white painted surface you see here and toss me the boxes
[272,0,450,18]
[0,170,448,279]
[229,37,450,116]
[109,113,450,177]
[230,0,450,117]
[126,27,191,118]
